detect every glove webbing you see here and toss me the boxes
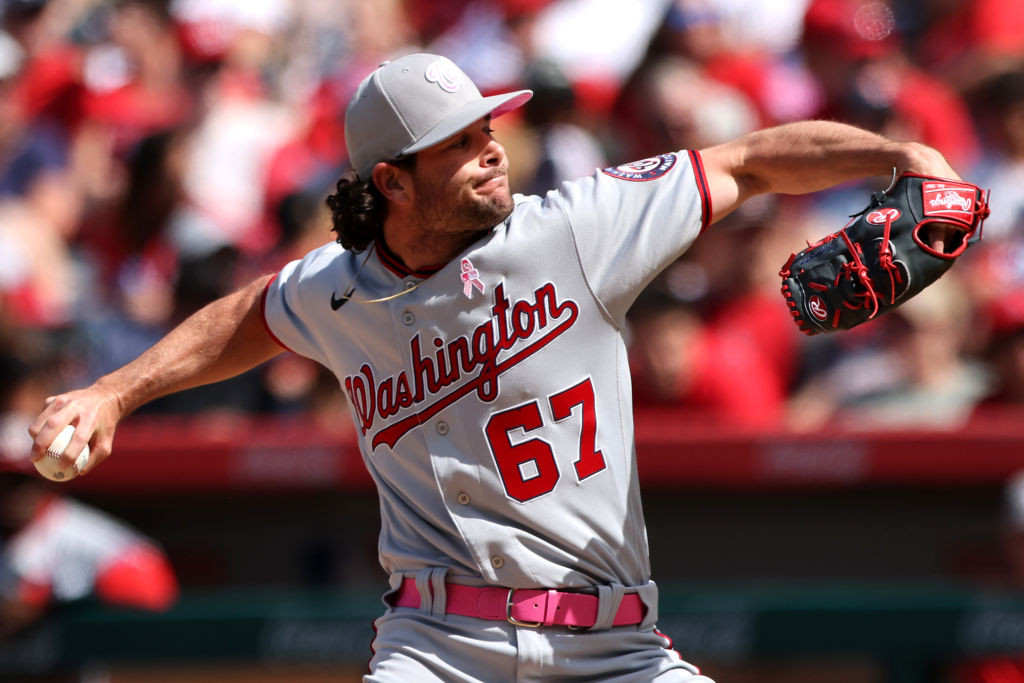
[836,228,881,323]
[875,210,903,304]
[830,204,906,328]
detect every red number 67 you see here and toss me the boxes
[484,378,605,503]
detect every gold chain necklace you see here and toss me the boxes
[335,244,426,305]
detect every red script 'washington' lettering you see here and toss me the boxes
[343,282,579,450]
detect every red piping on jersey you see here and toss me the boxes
[260,274,294,353]
[375,240,446,279]
[655,627,683,658]
[366,615,380,675]
[687,149,712,234]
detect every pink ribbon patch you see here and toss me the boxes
[460,258,485,298]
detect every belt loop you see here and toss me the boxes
[591,583,626,631]
[428,567,448,619]
[414,568,435,615]
[383,572,405,609]
[637,580,659,630]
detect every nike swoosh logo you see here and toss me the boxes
[330,288,354,310]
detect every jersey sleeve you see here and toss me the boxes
[547,150,711,324]
[261,246,338,367]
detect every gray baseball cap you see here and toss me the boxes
[345,53,533,180]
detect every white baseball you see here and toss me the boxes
[35,425,90,482]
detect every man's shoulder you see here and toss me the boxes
[506,190,573,234]
[268,241,359,298]
[303,239,347,262]
[512,192,543,210]
[509,175,593,217]
[287,240,352,276]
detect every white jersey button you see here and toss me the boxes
[435,421,449,435]
[401,311,415,325]
[490,555,504,569]
[404,280,417,290]
[456,491,471,505]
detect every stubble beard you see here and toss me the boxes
[412,171,514,254]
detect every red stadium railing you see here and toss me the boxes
[57,408,1024,494]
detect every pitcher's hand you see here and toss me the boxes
[29,384,123,475]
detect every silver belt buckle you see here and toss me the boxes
[505,588,542,627]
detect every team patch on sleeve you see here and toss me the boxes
[601,153,677,181]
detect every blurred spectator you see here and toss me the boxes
[787,275,989,430]
[171,0,291,66]
[2,0,88,133]
[0,333,177,640]
[970,290,1024,413]
[427,1,548,94]
[901,0,1024,94]
[692,202,804,392]
[801,0,980,170]
[120,244,272,415]
[82,0,192,153]
[700,0,810,56]
[321,0,418,123]
[0,469,179,639]
[660,0,820,125]
[532,0,672,116]
[0,122,83,329]
[0,329,51,460]
[74,128,183,393]
[520,57,607,195]
[615,54,759,161]
[167,63,296,260]
[627,287,787,427]
[972,71,1024,244]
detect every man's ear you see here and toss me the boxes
[372,162,412,204]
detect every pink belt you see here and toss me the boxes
[392,578,646,629]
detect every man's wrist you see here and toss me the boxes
[93,377,129,421]
[890,141,959,180]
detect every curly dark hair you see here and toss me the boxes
[325,156,416,253]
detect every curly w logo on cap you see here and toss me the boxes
[425,58,464,93]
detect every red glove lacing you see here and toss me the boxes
[874,210,904,305]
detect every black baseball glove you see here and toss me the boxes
[780,172,990,335]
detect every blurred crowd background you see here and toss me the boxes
[0,0,1023,446]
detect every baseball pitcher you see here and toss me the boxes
[28,53,975,681]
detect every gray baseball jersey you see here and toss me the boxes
[262,151,710,590]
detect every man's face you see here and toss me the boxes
[406,117,514,238]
